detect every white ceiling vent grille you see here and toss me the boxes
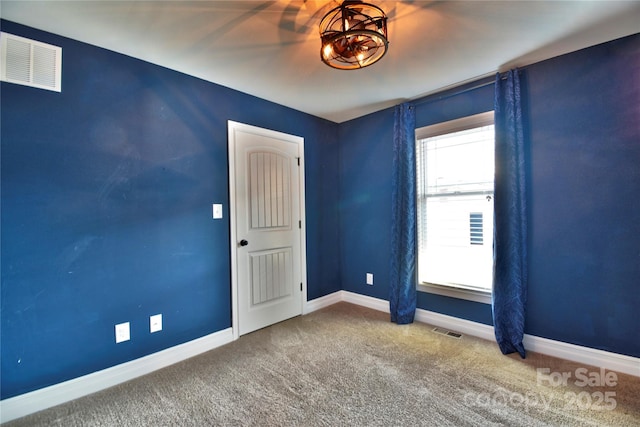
[1,32,62,92]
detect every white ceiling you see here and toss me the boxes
[2,1,639,123]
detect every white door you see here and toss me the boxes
[228,121,306,337]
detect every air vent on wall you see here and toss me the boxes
[1,32,62,92]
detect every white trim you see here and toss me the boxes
[320,291,640,378]
[0,328,234,424]
[418,283,492,305]
[303,291,342,314]
[228,122,239,341]
[414,306,496,342]
[522,335,640,377]
[415,110,494,139]
[341,291,390,313]
[297,144,308,318]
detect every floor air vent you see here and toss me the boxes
[1,32,62,92]
[432,327,463,339]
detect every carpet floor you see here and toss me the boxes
[6,302,640,426]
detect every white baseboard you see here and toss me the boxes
[0,328,234,424]
[4,292,638,423]
[303,291,343,314]
[304,291,391,315]
[342,291,390,313]
[522,334,640,377]
[325,291,640,378]
[414,306,496,341]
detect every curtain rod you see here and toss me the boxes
[411,77,495,108]
[410,70,513,108]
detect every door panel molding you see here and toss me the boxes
[248,247,293,306]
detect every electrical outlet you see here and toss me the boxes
[150,314,162,333]
[366,273,374,285]
[115,322,130,343]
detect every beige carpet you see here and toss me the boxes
[6,302,640,426]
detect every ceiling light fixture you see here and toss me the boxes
[319,0,388,70]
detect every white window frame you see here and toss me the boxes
[415,111,494,305]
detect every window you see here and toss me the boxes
[416,112,494,303]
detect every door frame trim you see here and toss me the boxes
[227,120,307,340]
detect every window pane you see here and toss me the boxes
[418,194,493,290]
[416,117,494,293]
[423,125,494,195]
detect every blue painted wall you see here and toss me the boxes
[2,18,638,402]
[338,109,394,301]
[0,21,339,399]
[525,34,640,356]
[338,34,640,357]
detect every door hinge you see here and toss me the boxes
[300,282,303,291]
[298,220,301,229]
[297,157,300,166]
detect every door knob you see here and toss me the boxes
[239,239,249,247]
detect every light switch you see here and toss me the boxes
[213,204,223,219]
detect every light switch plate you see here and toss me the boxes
[150,314,162,333]
[213,204,223,219]
[115,322,130,343]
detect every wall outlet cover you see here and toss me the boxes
[150,314,162,333]
[115,322,130,343]
[366,273,374,285]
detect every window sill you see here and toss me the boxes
[417,282,492,304]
